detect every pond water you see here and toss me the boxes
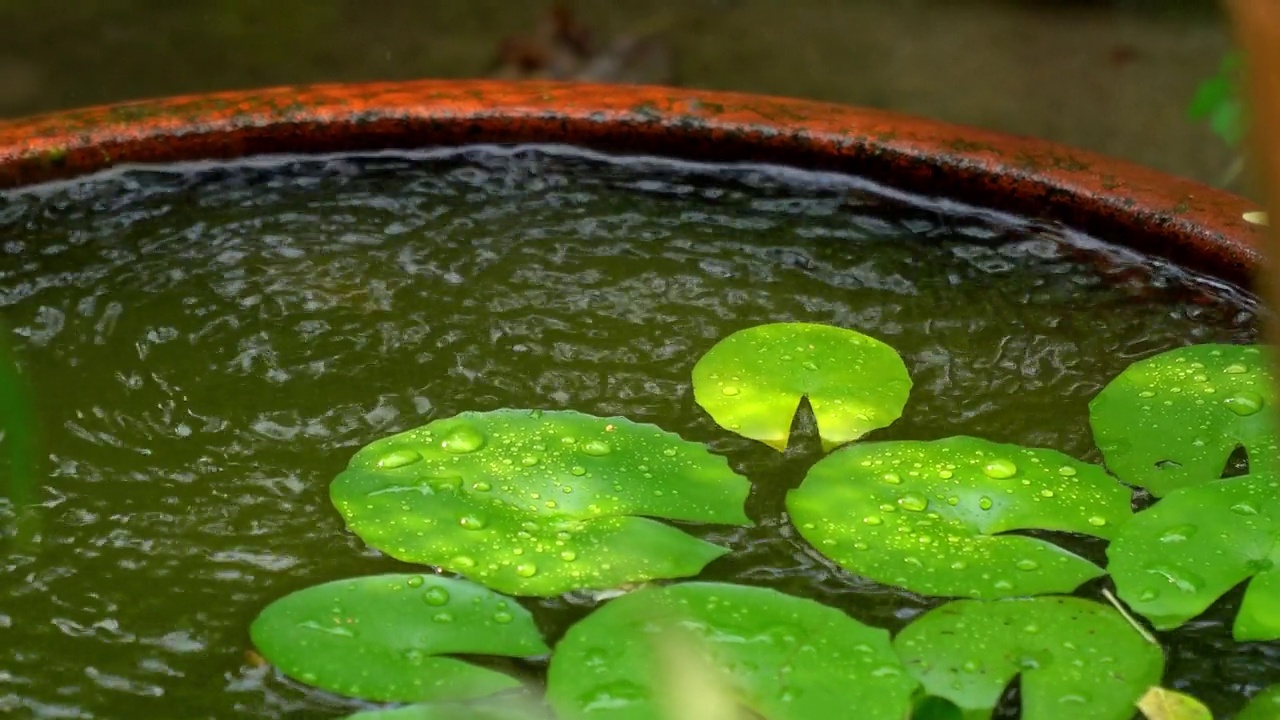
[0,147,1266,718]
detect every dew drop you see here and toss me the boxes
[898,493,928,512]
[721,386,741,397]
[451,555,476,569]
[581,440,612,456]
[1224,363,1249,374]
[662,448,677,457]
[978,497,994,510]
[1057,465,1077,477]
[570,466,587,477]
[378,449,423,469]
[520,455,539,467]
[423,587,451,606]
[493,611,514,625]
[1147,566,1205,593]
[459,514,487,531]
[938,469,953,479]
[801,361,819,371]
[863,515,883,526]
[471,481,491,492]
[516,563,539,578]
[560,550,578,562]
[406,575,425,588]
[1231,502,1260,516]
[982,459,1017,479]
[1087,516,1107,527]
[1224,392,1265,416]
[1159,524,1197,543]
[1015,559,1040,571]
[432,612,454,623]
[882,472,902,485]
[1138,390,1156,399]
[441,425,485,454]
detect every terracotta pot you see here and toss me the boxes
[0,80,1265,286]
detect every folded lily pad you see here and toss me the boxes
[1239,684,1280,720]
[691,322,912,452]
[250,574,549,703]
[1108,471,1280,640]
[546,582,918,720]
[330,410,751,596]
[1090,344,1278,496]
[1137,687,1213,720]
[787,436,1131,598]
[893,597,1165,720]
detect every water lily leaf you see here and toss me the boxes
[893,597,1166,720]
[1089,344,1278,497]
[1108,472,1280,640]
[331,410,751,596]
[1239,684,1280,720]
[691,323,912,452]
[250,574,549,703]
[787,437,1131,598]
[546,582,918,720]
[1137,687,1213,720]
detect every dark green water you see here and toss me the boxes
[0,147,1266,718]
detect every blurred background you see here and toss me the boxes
[0,0,1246,192]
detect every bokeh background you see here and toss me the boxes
[0,0,1242,190]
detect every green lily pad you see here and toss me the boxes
[1239,685,1280,720]
[787,436,1131,598]
[331,410,751,596]
[893,597,1166,720]
[691,322,912,452]
[250,574,549,703]
[1089,344,1278,496]
[1108,472,1280,640]
[546,582,918,720]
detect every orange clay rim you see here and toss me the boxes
[0,79,1265,286]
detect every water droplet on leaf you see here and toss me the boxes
[423,587,450,606]
[378,449,423,469]
[1224,392,1264,416]
[581,440,612,456]
[441,425,485,454]
[982,459,1017,479]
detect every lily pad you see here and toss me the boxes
[1089,344,1278,496]
[1239,685,1280,720]
[1108,472,1280,640]
[331,410,751,596]
[691,322,912,452]
[787,436,1131,598]
[893,597,1166,720]
[546,582,918,720]
[250,574,549,703]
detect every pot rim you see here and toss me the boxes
[0,79,1265,286]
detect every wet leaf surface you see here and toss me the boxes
[894,597,1165,720]
[546,582,918,720]
[1137,686,1213,720]
[1108,472,1280,640]
[1090,344,1277,497]
[788,436,1130,598]
[331,410,751,596]
[250,574,549,703]
[692,322,912,452]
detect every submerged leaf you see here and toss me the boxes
[1239,685,1280,720]
[691,322,911,452]
[894,597,1165,720]
[331,410,751,596]
[787,437,1130,598]
[1108,472,1280,640]
[546,582,918,720]
[1137,687,1213,720]
[250,574,549,703]
[340,693,553,720]
[1089,344,1278,496]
